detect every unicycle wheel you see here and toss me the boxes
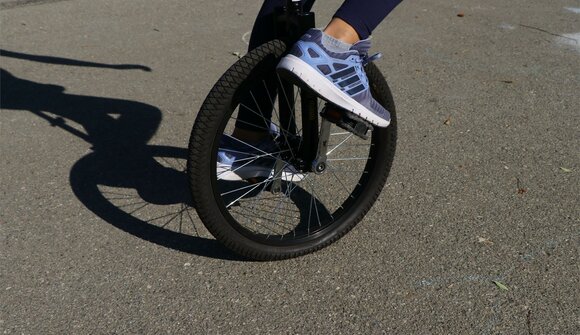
[187,40,397,260]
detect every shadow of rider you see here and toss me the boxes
[0,68,188,204]
[1,66,238,259]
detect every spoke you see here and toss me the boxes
[217,151,297,186]
[276,74,305,140]
[238,194,291,203]
[262,80,297,161]
[240,198,300,214]
[230,208,289,235]
[216,136,294,180]
[327,133,354,156]
[216,149,292,180]
[128,202,150,215]
[160,211,182,229]
[217,155,271,180]
[227,116,270,133]
[249,91,275,131]
[307,191,313,234]
[116,200,147,209]
[229,116,296,141]
[304,175,324,229]
[326,164,355,199]
[229,208,271,234]
[223,134,286,158]
[184,205,200,236]
[218,147,289,159]
[276,73,293,122]
[270,166,296,226]
[247,163,279,216]
[232,206,292,223]
[238,101,289,139]
[327,157,369,161]
[279,186,291,239]
[300,174,334,221]
[280,178,300,239]
[224,176,283,207]
[330,132,351,136]
[225,182,263,208]
[147,211,184,223]
[222,134,270,156]
[262,79,281,127]
[276,74,298,132]
[312,191,322,228]
[220,176,278,196]
[244,205,300,221]
[178,205,184,232]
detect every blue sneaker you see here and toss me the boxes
[216,134,305,182]
[277,29,390,128]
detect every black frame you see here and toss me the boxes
[274,0,319,172]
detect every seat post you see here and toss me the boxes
[274,0,315,46]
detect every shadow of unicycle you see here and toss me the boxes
[69,144,244,260]
[2,53,334,261]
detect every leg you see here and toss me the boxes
[248,0,316,51]
[330,0,403,42]
[234,0,316,142]
[235,0,404,139]
[276,0,405,128]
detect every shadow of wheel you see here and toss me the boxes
[69,144,242,260]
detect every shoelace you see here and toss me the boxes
[361,52,382,65]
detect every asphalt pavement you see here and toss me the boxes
[1,0,579,333]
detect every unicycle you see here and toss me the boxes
[187,0,397,260]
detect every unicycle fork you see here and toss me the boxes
[272,0,328,176]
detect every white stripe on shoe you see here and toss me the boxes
[277,54,390,128]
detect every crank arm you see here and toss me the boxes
[311,118,331,174]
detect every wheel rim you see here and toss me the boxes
[211,71,380,245]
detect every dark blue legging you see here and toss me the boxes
[249,0,403,49]
[237,0,403,131]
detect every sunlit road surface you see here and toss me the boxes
[1,0,578,333]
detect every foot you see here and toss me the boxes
[276,28,390,128]
[216,133,305,182]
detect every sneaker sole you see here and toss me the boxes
[217,163,305,182]
[277,54,390,128]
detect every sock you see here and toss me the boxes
[320,30,352,53]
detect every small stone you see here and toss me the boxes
[477,236,494,245]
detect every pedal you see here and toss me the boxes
[320,104,373,140]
